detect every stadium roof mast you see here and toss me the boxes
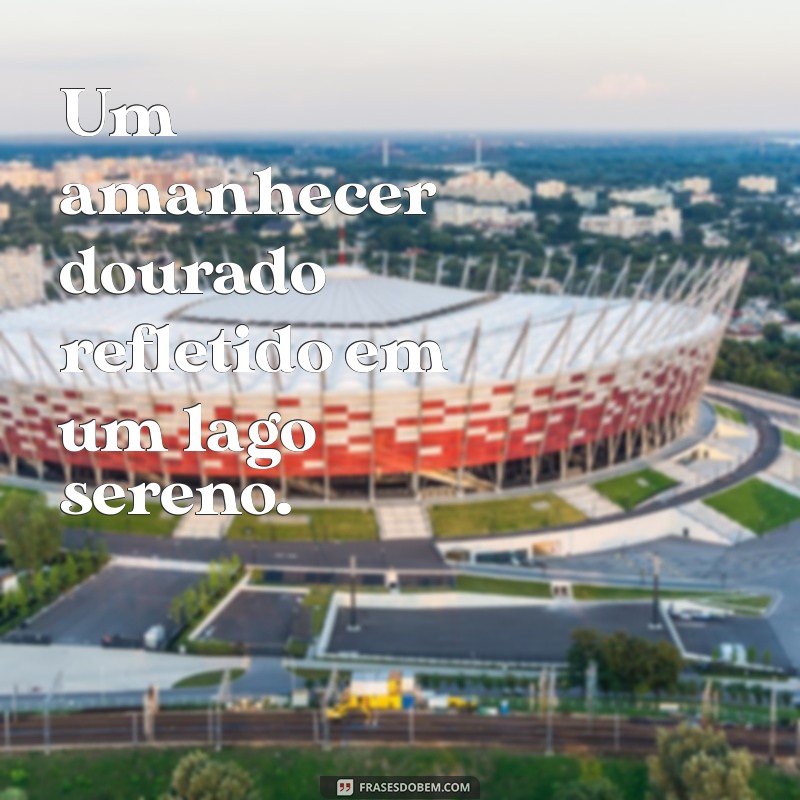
[510,254,527,294]
[337,225,347,266]
[434,255,446,286]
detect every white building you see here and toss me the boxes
[0,245,45,309]
[571,189,598,209]
[681,176,712,195]
[738,175,777,194]
[0,203,9,223]
[440,170,532,206]
[609,187,673,208]
[535,180,568,199]
[434,200,535,229]
[579,206,682,240]
[689,192,718,206]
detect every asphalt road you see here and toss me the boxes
[62,530,448,572]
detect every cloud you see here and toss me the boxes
[587,73,660,101]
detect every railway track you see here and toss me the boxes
[1,710,797,759]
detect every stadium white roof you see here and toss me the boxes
[0,263,743,395]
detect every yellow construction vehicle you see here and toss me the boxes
[446,695,478,712]
[325,671,478,721]
[325,671,408,722]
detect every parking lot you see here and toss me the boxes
[326,601,673,664]
[194,589,310,655]
[5,565,201,647]
[672,615,791,671]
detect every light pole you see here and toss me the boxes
[769,683,777,765]
[43,671,63,756]
[585,660,597,728]
[650,554,662,630]
[348,555,360,632]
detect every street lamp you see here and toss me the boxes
[649,554,662,630]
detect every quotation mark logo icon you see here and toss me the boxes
[337,778,354,796]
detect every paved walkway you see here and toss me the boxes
[0,644,248,694]
[554,484,621,519]
[376,503,431,540]
[679,501,753,545]
[174,504,233,539]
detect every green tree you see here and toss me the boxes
[63,555,79,587]
[602,632,652,695]
[762,322,783,344]
[14,585,29,615]
[207,565,221,596]
[162,751,257,800]
[784,299,800,322]
[1,589,21,620]
[182,588,198,623]
[31,570,48,604]
[170,595,184,626]
[566,629,605,688]
[0,492,61,571]
[648,724,756,800]
[0,788,28,800]
[197,584,210,616]
[47,564,63,596]
[648,641,683,696]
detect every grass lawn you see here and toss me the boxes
[704,478,800,534]
[61,502,179,537]
[454,575,770,612]
[713,403,747,425]
[302,585,334,637]
[227,507,377,542]
[430,493,585,538]
[0,747,794,800]
[0,488,177,537]
[0,485,38,513]
[781,428,800,452]
[455,574,552,598]
[172,668,245,689]
[593,468,678,510]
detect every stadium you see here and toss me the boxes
[0,257,747,499]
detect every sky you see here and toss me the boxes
[1,0,798,135]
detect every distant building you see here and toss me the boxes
[702,228,730,248]
[0,245,45,309]
[535,180,568,199]
[440,170,532,206]
[689,192,718,205]
[0,160,54,192]
[609,187,673,208]
[739,175,777,194]
[579,206,682,240]
[0,203,9,223]
[681,176,712,194]
[434,200,535,229]
[313,166,336,179]
[571,189,598,209]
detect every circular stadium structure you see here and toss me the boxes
[0,258,747,498]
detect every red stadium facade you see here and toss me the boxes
[0,259,746,499]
